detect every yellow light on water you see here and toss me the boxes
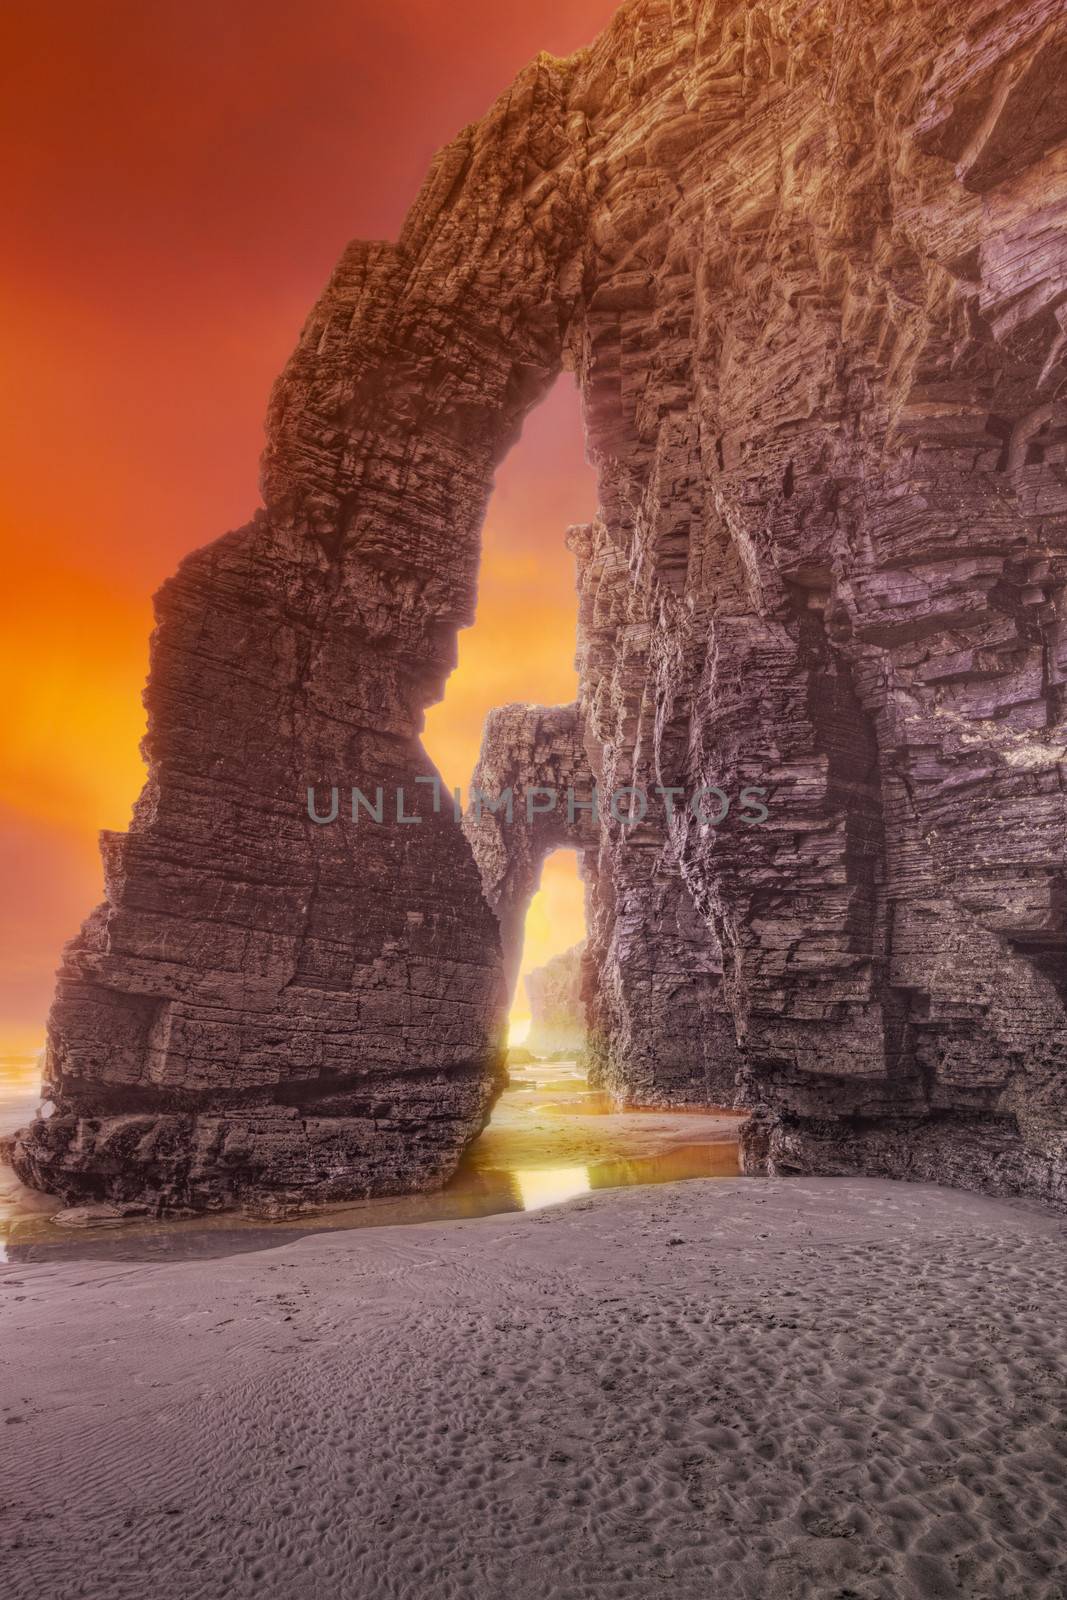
[513,1167,591,1211]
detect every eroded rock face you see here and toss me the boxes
[11,515,511,1212]
[462,702,595,997]
[463,681,740,1106]
[525,945,587,1059]
[568,0,1067,1201]
[15,0,1067,1209]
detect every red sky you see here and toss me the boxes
[1,0,617,1054]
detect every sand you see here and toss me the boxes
[2,1175,1066,1600]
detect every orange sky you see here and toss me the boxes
[1,0,615,1056]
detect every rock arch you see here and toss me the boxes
[463,702,596,999]
[14,0,1067,1211]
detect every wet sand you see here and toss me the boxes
[2,1174,1066,1599]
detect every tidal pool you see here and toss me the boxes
[0,1056,744,1264]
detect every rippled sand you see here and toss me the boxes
[2,1176,1065,1598]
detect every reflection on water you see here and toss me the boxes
[0,1055,744,1265]
[513,1167,592,1210]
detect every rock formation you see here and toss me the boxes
[463,703,595,998]
[525,945,587,1059]
[464,692,740,1105]
[11,520,508,1212]
[15,0,1067,1211]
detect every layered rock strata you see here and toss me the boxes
[464,688,741,1105]
[462,702,596,996]
[12,526,510,1211]
[15,0,1067,1209]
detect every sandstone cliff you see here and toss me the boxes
[16,0,1067,1210]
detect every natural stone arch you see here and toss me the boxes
[14,55,593,1212]
[463,702,597,999]
[463,696,742,1107]
[13,0,1067,1213]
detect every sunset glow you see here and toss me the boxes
[1,0,613,1057]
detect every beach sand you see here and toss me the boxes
[2,1175,1065,1599]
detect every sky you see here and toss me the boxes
[1,0,617,1056]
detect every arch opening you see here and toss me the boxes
[421,374,596,792]
[419,372,596,1053]
[508,847,587,1054]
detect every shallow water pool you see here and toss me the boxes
[0,1056,744,1264]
